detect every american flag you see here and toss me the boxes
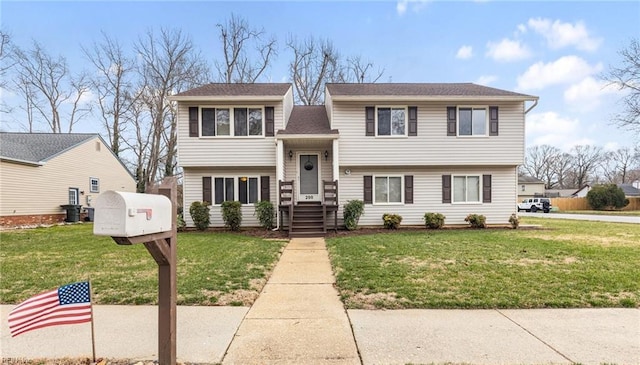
[8,281,92,337]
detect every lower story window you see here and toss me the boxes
[214,177,258,205]
[453,175,480,202]
[239,177,258,204]
[68,188,79,205]
[214,177,235,204]
[375,176,402,203]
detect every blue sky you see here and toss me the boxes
[2,1,639,151]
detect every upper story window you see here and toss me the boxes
[90,177,100,193]
[375,176,403,204]
[458,107,487,136]
[377,107,406,136]
[200,107,263,137]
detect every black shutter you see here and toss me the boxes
[447,107,457,136]
[202,177,212,204]
[214,178,224,204]
[189,107,199,137]
[408,107,417,136]
[364,175,373,204]
[261,176,270,201]
[442,175,451,203]
[405,175,413,204]
[365,107,375,136]
[483,175,492,203]
[489,106,499,136]
[265,107,275,137]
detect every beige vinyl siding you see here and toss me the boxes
[332,102,525,166]
[0,137,136,216]
[338,166,517,226]
[183,167,276,228]
[177,101,283,167]
[282,87,294,130]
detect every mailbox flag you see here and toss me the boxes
[8,281,92,337]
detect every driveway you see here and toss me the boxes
[519,212,640,224]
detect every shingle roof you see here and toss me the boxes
[0,133,97,164]
[518,176,545,184]
[618,184,640,196]
[174,83,291,97]
[278,106,338,135]
[326,83,536,99]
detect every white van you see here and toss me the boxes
[517,198,552,213]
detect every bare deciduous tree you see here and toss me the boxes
[523,145,561,188]
[0,30,14,89]
[215,14,276,83]
[82,32,136,156]
[345,55,384,83]
[603,38,640,134]
[600,146,640,184]
[552,152,574,189]
[134,27,209,190]
[11,41,89,133]
[568,144,603,188]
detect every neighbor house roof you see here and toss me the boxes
[278,106,338,137]
[0,133,97,165]
[617,184,640,196]
[326,83,538,101]
[170,83,292,101]
[518,176,545,184]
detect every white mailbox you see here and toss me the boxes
[93,191,172,237]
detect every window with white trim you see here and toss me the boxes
[374,176,403,204]
[68,188,79,205]
[453,175,480,203]
[214,177,259,205]
[458,107,487,136]
[377,107,406,136]
[90,177,100,193]
[200,107,263,137]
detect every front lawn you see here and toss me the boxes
[0,224,286,306]
[553,210,640,216]
[326,217,640,309]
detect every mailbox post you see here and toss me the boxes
[94,177,177,365]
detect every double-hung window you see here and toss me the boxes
[234,108,263,136]
[377,107,406,136]
[214,177,259,205]
[238,177,259,204]
[200,107,262,137]
[458,107,487,136]
[453,175,480,203]
[90,177,100,193]
[374,176,403,204]
[214,177,235,204]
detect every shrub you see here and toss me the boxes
[509,213,519,229]
[221,201,243,231]
[189,201,210,231]
[423,212,445,229]
[343,200,365,230]
[465,214,486,229]
[586,184,629,210]
[382,213,402,229]
[177,213,186,232]
[254,200,275,230]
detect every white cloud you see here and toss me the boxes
[516,56,603,91]
[603,142,619,151]
[475,75,497,86]
[526,111,593,151]
[456,45,473,60]
[564,77,620,110]
[516,24,527,34]
[396,0,429,16]
[396,1,408,15]
[527,18,602,52]
[486,38,531,62]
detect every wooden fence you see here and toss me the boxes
[551,197,640,211]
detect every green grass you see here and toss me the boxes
[0,224,286,305]
[554,210,640,216]
[326,217,640,309]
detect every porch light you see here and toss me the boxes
[288,150,293,160]
[324,150,329,161]
[240,176,248,182]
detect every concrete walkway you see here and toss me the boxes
[222,237,360,364]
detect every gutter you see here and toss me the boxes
[525,99,538,114]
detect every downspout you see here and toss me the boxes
[525,99,538,114]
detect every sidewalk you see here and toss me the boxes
[2,236,639,364]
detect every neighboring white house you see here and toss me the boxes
[517,176,546,200]
[572,184,591,198]
[0,133,136,227]
[171,83,538,235]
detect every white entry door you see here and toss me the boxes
[298,153,320,202]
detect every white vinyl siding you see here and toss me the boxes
[0,137,136,217]
[338,166,517,226]
[178,102,284,167]
[331,101,525,166]
[183,167,276,228]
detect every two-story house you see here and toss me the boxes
[171,83,538,235]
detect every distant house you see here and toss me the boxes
[618,183,640,197]
[572,184,591,198]
[0,133,136,227]
[517,176,545,200]
[544,189,579,198]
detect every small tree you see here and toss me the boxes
[465,214,486,229]
[254,200,275,230]
[189,201,210,231]
[586,184,629,210]
[382,213,402,229]
[221,201,243,231]
[343,200,364,230]
[423,213,445,229]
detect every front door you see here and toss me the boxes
[298,153,320,202]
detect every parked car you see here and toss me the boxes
[517,198,551,213]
